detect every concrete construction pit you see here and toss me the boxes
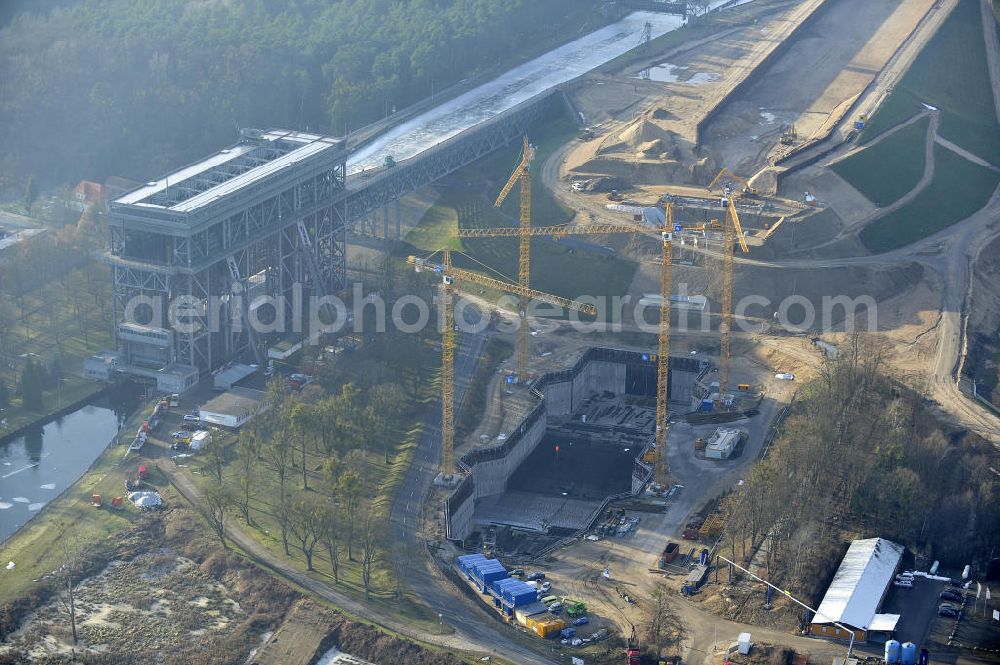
[445,347,708,557]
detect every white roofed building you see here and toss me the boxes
[808,537,904,642]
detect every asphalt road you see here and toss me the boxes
[387,305,558,665]
[881,576,947,646]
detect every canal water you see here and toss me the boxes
[347,0,756,174]
[0,384,139,543]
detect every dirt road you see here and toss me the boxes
[160,462,555,665]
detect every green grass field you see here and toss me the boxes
[860,145,1000,252]
[832,116,930,206]
[861,0,1000,163]
[0,398,160,607]
[403,114,637,312]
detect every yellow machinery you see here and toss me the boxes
[456,207,676,486]
[493,136,536,383]
[408,249,595,475]
[718,197,750,404]
[707,167,756,196]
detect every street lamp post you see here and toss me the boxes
[717,555,856,659]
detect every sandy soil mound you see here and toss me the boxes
[620,117,671,147]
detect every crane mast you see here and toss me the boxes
[456,205,677,486]
[494,136,535,383]
[409,249,595,476]
[655,205,673,487]
[718,196,749,403]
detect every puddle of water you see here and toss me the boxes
[636,63,720,84]
[760,111,776,124]
[39,483,55,490]
[28,502,45,511]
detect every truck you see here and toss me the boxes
[682,519,703,540]
[627,626,641,665]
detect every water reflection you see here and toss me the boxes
[0,382,139,543]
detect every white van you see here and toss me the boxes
[893,578,913,588]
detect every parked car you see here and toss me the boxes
[548,603,563,614]
[183,414,201,423]
[940,590,963,602]
[775,373,795,381]
[572,617,590,626]
[939,602,958,612]
[893,579,913,588]
[527,572,546,581]
[170,441,190,451]
[938,606,958,618]
[509,568,525,577]
[896,571,914,580]
[539,581,552,593]
[571,182,586,192]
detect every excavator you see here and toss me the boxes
[706,167,757,198]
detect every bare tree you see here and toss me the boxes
[233,431,261,523]
[289,402,313,490]
[360,510,381,600]
[265,434,292,489]
[338,470,363,560]
[288,493,324,570]
[203,484,233,549]
[277,490,292,555]
[204,436,227,484]
[55,528,82,645]
[646,582,678,654]
[321,503,343,584]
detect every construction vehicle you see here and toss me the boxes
[408,249,595,475]
[607,189,624,201]
[493,136,536,383]
[384,155,396,168]
[779,124,797,145]
[717,196,750,405]
[456,209,675,486]
[707,167,757,197]
[627,625,641,665]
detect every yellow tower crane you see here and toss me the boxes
[717,196,750,405]
[494,136,536,383]
[408,249,596,476]
[456,205,678,487]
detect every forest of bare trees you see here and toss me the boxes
[718,333,999,605]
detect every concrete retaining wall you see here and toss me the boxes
[444,347,708,542]
[695,0,832,147]
[470,412,547,498]
[573,360,627,408]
